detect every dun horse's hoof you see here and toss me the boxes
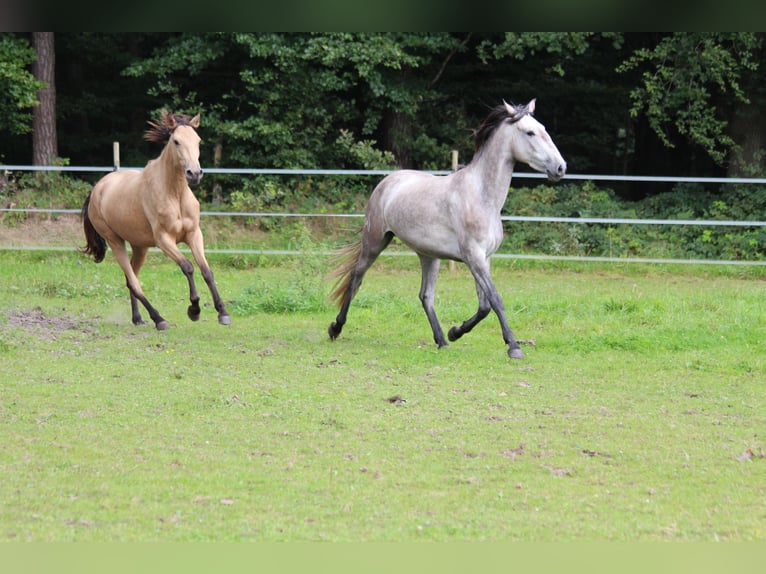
[219,314,232,326]
[188,305,201,321]
[156,320,171,331]
[447,326,462,342]
[328,322,341,340]
[508,347,525,360]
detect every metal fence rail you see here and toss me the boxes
[3,163,766,184]
[2,207,765,229]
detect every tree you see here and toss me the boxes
[5,33,766,194]
[123,33,472,170]
[616,33,762,173]
[32,32,57,165]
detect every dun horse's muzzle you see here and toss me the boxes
[186,169,204,187]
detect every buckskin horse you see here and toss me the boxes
[81,110,230,330]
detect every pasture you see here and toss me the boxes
[0,246,764,541]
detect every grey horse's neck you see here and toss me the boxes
[465,124,515,213]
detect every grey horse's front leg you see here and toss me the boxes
[450,257,524,359]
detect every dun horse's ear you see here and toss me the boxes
[190,114,200,129]
[527,99,536,115]
[164,111,177,131]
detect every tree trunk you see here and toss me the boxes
[32,32,57,165]
[383,108,413,169]
[727,100,766,177]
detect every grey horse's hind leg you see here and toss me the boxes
[329,231,393,340]
[418,255,448,348]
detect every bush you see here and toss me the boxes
[503,181,643,257]
[501,180,766,261]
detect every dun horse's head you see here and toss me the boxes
[504,99,566,182]
[145,110,204,187]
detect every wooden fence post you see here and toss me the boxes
[112,142,120,171]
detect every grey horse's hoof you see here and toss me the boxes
[508,347,525,360]
[156,320,171,331]
[219,314,232,326]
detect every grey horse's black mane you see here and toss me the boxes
[472,102,531,154]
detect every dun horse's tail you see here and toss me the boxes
[328,237,362,309]
[80,192,107,263]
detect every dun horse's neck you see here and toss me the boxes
[154,143,187,199]
[468,125,515,213]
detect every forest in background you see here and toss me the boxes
[3,34,766,181]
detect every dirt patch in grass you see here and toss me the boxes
[5,307,91,340]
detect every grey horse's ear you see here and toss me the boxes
[503,100,516,116]
[190,114,201,129]
[527,98,536,115]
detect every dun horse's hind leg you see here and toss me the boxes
[110,240,170,330]
[448,256,524,359]
[129,247,149,325]
[418,255,448,348]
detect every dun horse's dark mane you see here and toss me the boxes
[144,110,196,143]
[472,102,530,154]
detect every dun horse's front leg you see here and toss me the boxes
[155,233,230,326]
[174,257,232,326]
[184,231,231,325]
[176,258,203,321]
[198,264,231,325]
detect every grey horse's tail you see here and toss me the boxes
[80,192,107,263]
[328,236,362,309]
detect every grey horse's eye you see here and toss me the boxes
[526,131,535,137]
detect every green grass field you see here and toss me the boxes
[0,248,764,541]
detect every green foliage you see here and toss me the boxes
[230,223,330,314]
[227,179,287,230]
[617,33,761,164]
[501,179,766,261]
[3,33,766,179]
[335,129,395,170]
[478,32,623,76]
[503,181,642,257]
[633,183,766,260]
[0,34,45,135]
[123,33,462,173]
